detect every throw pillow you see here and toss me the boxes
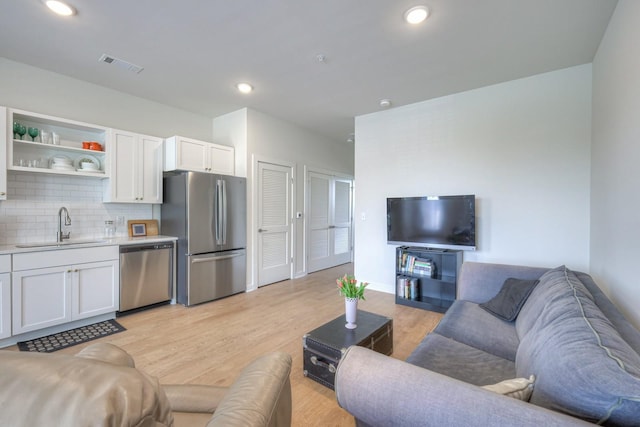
[480,278,539,321]
[482,375,535,401]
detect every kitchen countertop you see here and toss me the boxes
[0,235,178,256]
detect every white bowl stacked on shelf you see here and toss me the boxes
[80,161,98,171]
[51,156,74,171]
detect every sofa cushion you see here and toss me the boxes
[434,300,520,361]
[407,333,516,386]
[479,278,539,322]
[515,265,640,425]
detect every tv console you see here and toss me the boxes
[395,246,462,313]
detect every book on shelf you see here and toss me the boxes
[396,275,419,299]
[399,253,435,278]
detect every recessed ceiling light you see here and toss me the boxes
[44,0,76,16]
[404,5,429,24]
[379,99,392,108]
[236,83,253,94]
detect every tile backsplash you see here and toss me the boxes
[0,172,154,245]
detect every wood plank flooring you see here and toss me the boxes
[7,263,443,426]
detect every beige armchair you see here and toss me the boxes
[0,342,292,427]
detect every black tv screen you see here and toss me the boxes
[387,195,476,250]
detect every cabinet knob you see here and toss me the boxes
[0,192,5,196]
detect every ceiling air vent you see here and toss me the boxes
[98,54,144,74]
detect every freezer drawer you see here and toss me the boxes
[119,243,173,312]
[185,250,246,306]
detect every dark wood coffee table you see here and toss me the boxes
[302,310,393,389]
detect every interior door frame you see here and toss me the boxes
[303,165,354,275]
[251,155,296,290]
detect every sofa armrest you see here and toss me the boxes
[457,262,548,303]
[335,347,593,427]
[75,342,135,367]
[163,384,228,413]
[207,352,292,427]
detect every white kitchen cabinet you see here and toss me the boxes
[164,135,234,175]
[11,246,119,335]
[11,265,70,334]
[103,129,163,203]
[0,255,11,339]
[0,107,7,200]
[7,108,108,179]
[72,260,119,320]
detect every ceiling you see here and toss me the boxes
[0,0,618,143]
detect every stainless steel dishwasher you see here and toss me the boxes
[119,242,174,313]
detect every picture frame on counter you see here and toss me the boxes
[130,223,147,237]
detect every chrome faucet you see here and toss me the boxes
[57,207,71,242]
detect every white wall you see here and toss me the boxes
[354,65,592,293]
[246,109,353,282]
[0,58,213,140]
[214,108,354,289]
[0,58,214,244]
[591,0,640,328]
[213,109,248,178]
[0,172,150,245]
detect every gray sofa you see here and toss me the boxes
[335,262,640,426]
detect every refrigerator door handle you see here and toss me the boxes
[221,179,227,245]
[214,179,223,245]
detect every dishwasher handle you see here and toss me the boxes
[120,243,174,253]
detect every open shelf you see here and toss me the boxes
[395,246,462,313]
[9,109,108,178]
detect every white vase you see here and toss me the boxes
[345,297,358,329]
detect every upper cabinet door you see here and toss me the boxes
[140,135,163,203]
[165,135,234,175]
[103,129,163,203]
[0,107,7,200]
[108,130,138,203]
[166,136,209,172]
[209,144,234,175]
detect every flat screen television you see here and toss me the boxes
[387,195,476,250]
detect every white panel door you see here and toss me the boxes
[308,172,331,272]
[307,172,353,273]
[257,162,292,286]
[332,178,353,265]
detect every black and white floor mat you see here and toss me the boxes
[17,319,126,353]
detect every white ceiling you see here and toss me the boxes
[0,0,618,143]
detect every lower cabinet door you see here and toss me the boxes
[0,273,11,339]
[12,266,71,335]
[72,260,118,320]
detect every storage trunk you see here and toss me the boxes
[302,310,393,389]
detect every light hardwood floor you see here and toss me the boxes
[8,263,443,426]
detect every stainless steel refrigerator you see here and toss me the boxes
[161,171,246,306]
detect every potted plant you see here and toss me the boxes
[337,274,368,329]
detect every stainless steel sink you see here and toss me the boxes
[15,239,108,248]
